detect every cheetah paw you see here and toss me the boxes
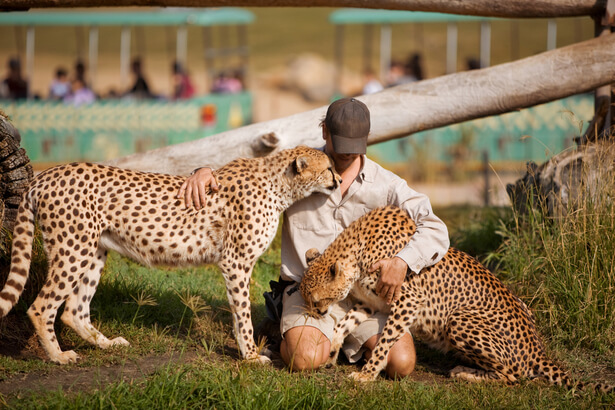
[449,365,482,382]
[110,337,130,346]
[246,354,272,365]
[52,350,80,365]
[349,371,376,382]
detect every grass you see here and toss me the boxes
[1,199,615,408]
[9,362,614,410]
[488,173,615,355]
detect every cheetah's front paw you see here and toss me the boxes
[51,350,80,365]
[110,337,130,346]
[349,371,376,382]
[246,354,272,365]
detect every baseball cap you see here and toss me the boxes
[324,97,370,154]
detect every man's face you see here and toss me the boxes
[323,127,362,173]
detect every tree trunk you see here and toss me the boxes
[0,113,33,232]
[107,33,615,175]
[506,141,615,216]
[1,0,606,18]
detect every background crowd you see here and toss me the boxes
[0,56,244,105]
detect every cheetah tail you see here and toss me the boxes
[0,195,35,317]
[537,359,615,394]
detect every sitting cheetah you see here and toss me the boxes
[300,205,612,392]
[0,146,341,364]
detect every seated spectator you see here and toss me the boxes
[361,68,383,95]
[1,57,28,100]
[386,60,413,87]
[74,60,87,85]
[125,58,154,99]
[466,57,481,70]
[172,61,195,100]
[211,70,243,94]
[49,67,70,100]
[386,53,424,87]
[404,53,424,82]
[63,78,96,106]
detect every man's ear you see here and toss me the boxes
[305,248,321,265]
[293,155,310,174]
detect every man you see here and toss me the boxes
[178,98,449,378]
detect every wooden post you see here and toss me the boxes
[580,12,613,144]
[363,23,372,70]
[88,26,98,91]
[446,22,458,74]
[479,21,491,68]
[380,24,392,82]
[334,24,344,95]
[482,150,490,206]
[25,26,34,99]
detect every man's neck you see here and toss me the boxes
[338,156,363,198]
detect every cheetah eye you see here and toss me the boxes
[329,264,336,278]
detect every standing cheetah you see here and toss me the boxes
[300,205,613,392]
[0,146,341,364]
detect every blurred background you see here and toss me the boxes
[0,7,597,205]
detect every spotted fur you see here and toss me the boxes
[300,205,613,392]
[1,146,341,364]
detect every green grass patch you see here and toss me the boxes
[9,359,615,410]
[2,204,615,407]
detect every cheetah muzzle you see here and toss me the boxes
[300,205,614,393]
[1,146,341,364]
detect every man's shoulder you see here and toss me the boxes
[363,156,402,182]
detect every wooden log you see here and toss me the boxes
[1,0,606,18]
[0,113,33,232]
[507,141,615,216]
[107,33,615,175]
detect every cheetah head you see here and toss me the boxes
[300,247,356,317]
[286,147,342,200]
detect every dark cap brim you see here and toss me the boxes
[331,134,367,154]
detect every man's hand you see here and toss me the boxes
[176,167,219,209]
[371,257,408,304]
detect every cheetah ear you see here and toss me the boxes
[305,248,321,265]
[293,155,310,174]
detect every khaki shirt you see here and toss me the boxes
[280,155,450,282]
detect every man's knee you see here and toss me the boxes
[281,326,330,371]
[385,333,416,379]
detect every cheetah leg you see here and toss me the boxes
[350,314,407,382]
[450,366,513,383]
[327,303,371,366]
[446,310,517,384]
[27,252,80,364]
[60,248,129,349]
[221,264,271,364]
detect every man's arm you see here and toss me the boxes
[373,175,450,304]
[176,167,219,209]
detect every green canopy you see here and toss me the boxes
[329,9,496,25]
